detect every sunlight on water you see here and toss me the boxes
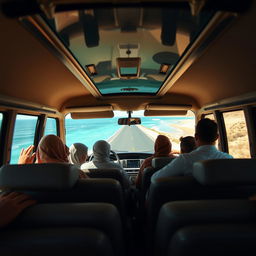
[10,116,194,163]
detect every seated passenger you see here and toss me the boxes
[151,118,233,181]
[69,143,88,168]
[136,135,175,188]
[0,192,36,228]
[81,140,130,188]
[18,135,88,179]
[180,136,196,153]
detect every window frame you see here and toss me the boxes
[44,116,59,137]
[10,113,39,164]
[201,105,256,158]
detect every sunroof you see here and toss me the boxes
[42,6,214,95]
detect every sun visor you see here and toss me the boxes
[71,111,114,119]
[144,104,191,116]
[146,104,192,111]
[144,110,187,116]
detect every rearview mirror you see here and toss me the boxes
[118,118,141,125]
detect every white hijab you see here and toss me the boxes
[69,143,88,167]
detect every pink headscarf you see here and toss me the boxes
[37,135,69,163]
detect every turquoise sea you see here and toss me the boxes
[10,116,194,164]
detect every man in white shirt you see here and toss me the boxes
[151,118,233,181]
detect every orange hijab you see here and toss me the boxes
[153,135,172,157]
[37,135,69,163]
[136,135,174,188]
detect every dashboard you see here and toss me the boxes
[113,152,152,173]
[88,152,152,185]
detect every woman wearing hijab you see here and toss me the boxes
[36,134,69,163]
[18,135,88,179]
[69,143,88,168]
[136,135,175,188]
[81,140,130,188]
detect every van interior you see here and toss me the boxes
[0,0,256,255]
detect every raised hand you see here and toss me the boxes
[18,145,36,164]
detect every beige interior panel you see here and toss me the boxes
[0,15,89,111]
[169,2,256,107]
[0,2,255,113]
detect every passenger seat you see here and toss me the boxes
[0,163,126,222]
[155,199,256,256]
[0,202,124,256]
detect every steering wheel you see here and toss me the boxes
[88,150,121,165]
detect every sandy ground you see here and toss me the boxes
[222,112,250,158]
[141,119,195,151]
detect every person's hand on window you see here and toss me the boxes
[0,192,36,228]
[18,145,36,164]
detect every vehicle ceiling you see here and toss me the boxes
[0,0,255,113]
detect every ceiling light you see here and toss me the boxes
[86,64,97,76]
[159,64,170,74]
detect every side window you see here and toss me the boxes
[204,113,220,149]
[44,117,57,136]
[223,110,250,158]
[11,114,38,164]
[0,113,3,135]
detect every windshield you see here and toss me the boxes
[65,111,195,153]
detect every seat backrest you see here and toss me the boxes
[168,223,256,256]
[0,163,79,190]
[87,168,125,189]
[152,157,174,170]
[140,157,174,204]
[155,200,256,256]
[0,164,126,222]
[3,202,124,256]
[1,227,114,256]
[147,158,256,234]
[193,159,256,186]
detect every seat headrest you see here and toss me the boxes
[0,163,80,190]
[193,159,256,186]
[152,157,174,170]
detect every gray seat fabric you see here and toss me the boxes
[169,223,256,256]
[13,179,126,223]
[193,159,256,186]
[147,159,256,241]
[140,157,174,204]
[0,163,79,190]
[0,228,113,256]
[9,202,124,256]
[87,168,126,189]
[152,157,174,170]
[156,200,256,256]
[146,174,256,253]
[0,164,126,223]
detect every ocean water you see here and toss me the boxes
[10,116,194,163]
